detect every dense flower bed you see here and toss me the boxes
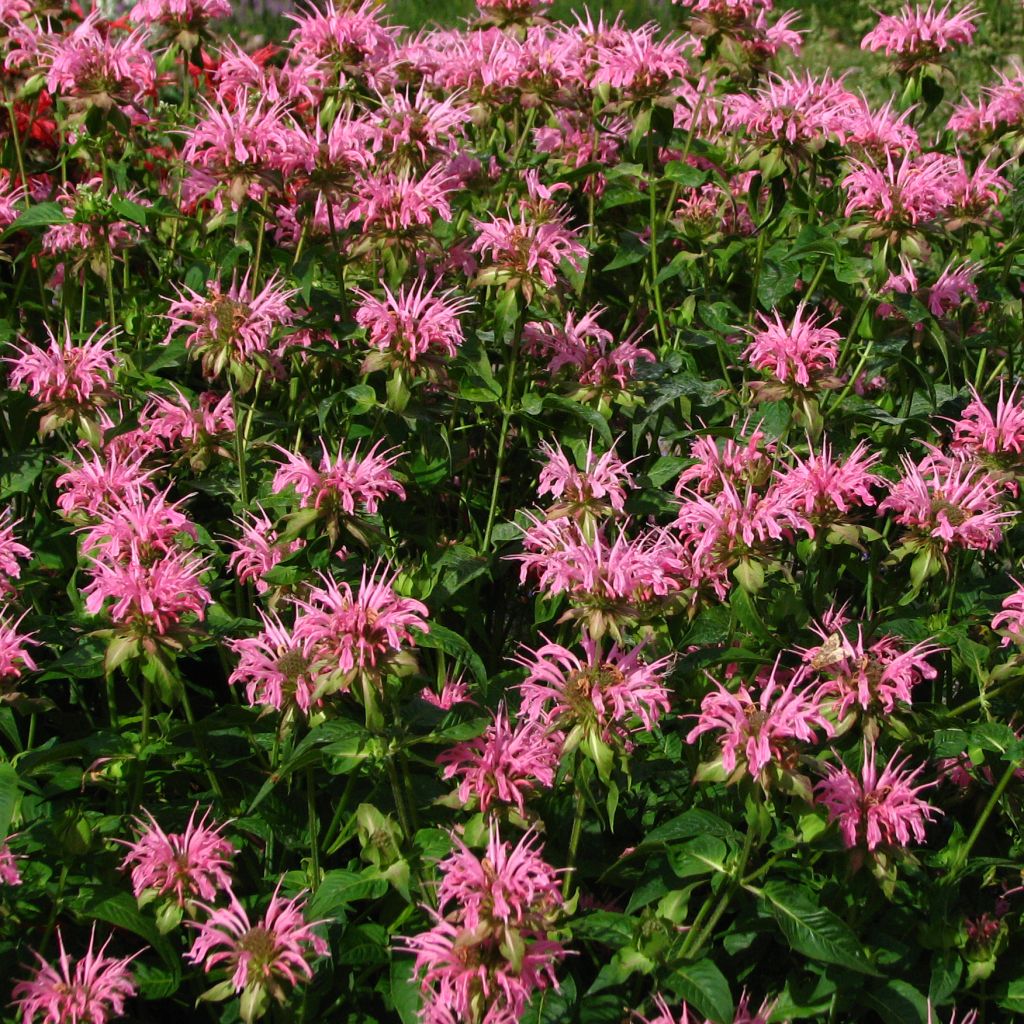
[1,0,1023,1021]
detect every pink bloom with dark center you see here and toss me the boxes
[518,631,673,739]
[437,704,561,815]
[537,440,633,518]
[186,883,328,1009]
[12,926,142,1024]
[292,563,429,683]
[815,743,940,850]
[164,272,298,379]
[353,278,472,368]
[773,440,884,521]
[799,623,941,720]
[272,439,404,515]
[228,611,322,713]
[82,546,210,636]
[879,453,1013,552]
[687,662,832,778]
[742,304,840,388]
[0,612,37,680]
[952,382,1024,463]
[862,2,978,70]
[119,806,234,907]
[7,322,118,425]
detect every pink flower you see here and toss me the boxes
[843,152,956,233]
[927,262,980,316]
[0,612,37,681]
[272,439,405,516]
[226,508,302,594]
[163,271,298,383]
[687,661,832,779]
[0,508,31,596]
[523,306,654,393]
[399,825,565,1024]
[42,11,155,114]
[862,2,978,70]
[353,277,472,372]
[56,448,156,518]
[129,0,231,34]
[12,926,142,1024]
[674,425,774,496]
[7,321,118,432]
[419,675,474,709]
[228,611,322,713]
[773,440,884,522]
[438,825,563,934]
[513,521,685,636]
[292,563,429,689]
[799,622,940,720]
[879,453,1013,553]
[78,489,196,564]
[518,632,673,740]
[815,743,940,850]
[0,839,21,885]
[951,383,1024,466]
[343,164,456,238]
[82,546,210,637]
[186,882,328,1022]
[437,704,561,816]
[471,210,587,301]
[992,579,1024,646]
[536,440,633,520]
[286,0,398,80]
[742,304,840,389]
[590,26,692,99]
[119,806,235,908]
[137,389,235,465]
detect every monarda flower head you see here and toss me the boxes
[129,0,231,47]
[12,926,143,1024]
[687,659,832,795]
[518,630,672,779]
[272,438,405,546]
[950,382,1024,477]
[815,742,940,855]
[119,806,235,929]
[0,507,31,597]
[6,321,119,435]
[742,303,841,396]
[186,882,328,1024]
[861,2,979,72]
[437,703,561,817]
[163,271,298,389]
[536,439,633,529]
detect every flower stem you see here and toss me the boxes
[949,756,1020,875]
[562,769,587,899]
[306,765,321,890]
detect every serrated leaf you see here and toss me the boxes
[761,882,879,975]
[308,869,388,920]
[5,201,68,232]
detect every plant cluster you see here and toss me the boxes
[1,0,1024,1021]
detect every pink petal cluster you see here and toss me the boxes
[862,2,978,69]
[815,743,940,850]
[0,612,37,681]
[226,508,303,594]
[119,806,235,907]
[879,453,1013,552]
[0,508,31,597]
[437,703,561,815]
[272,438,405,516]
[773,440,884,522]
[951,383,1024,466]
[991,580,1024,646]
[13,927,141,1024]
[742,304,840,389]
[0,839,21,885]
[186,883,328,1010]
[687,662,832,778]
[400,825,565,1024]
[536,439,633,519]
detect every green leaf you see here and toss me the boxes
[667,835,728,879]
[416,621,487,686]
[308,869,388,920]
[0,762,18,838]
[665,959,734,1023]
[4,201,68,232]
[761,882,879,975]
[541,394,614,447]
[390,955,421,1024]
[861,979,927,1024]
[642,810,738,847]
[338,922,389,965]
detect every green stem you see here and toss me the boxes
[646,127,669,348]
[562,774,587,899]
[180,686,226,805]
[482,307,525,551]
[306,765,321,890]
[6,102,48,309]
[131,672,152,811]
[949,757,1020,875]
